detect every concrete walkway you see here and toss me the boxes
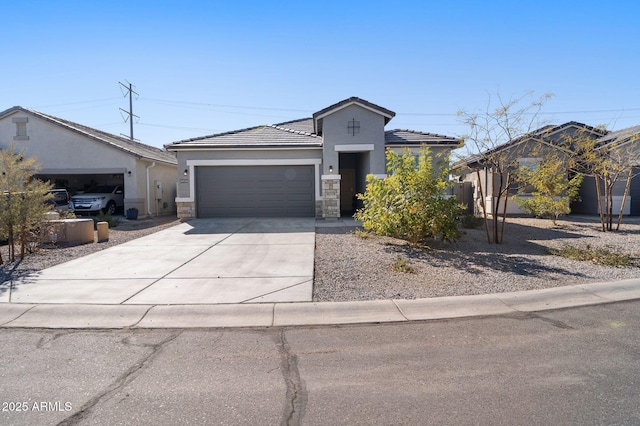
[1,217,640,329]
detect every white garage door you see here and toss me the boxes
[196,165,315,217]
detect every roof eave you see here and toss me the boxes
[166,143,322,151]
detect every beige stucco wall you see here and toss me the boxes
[0,111,137,173]
[128,161,178,217]
[1,110,177,217]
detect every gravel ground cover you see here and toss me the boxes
[0,215,181,284]
[3,215,640,303]
[313,216,640,302]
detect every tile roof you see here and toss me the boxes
[167,121,322,150]
[0,106,177,165]
[273,118,315,134]
[385,129,460,145]
[597,125,640,147]
[457,121,605,167]
[312,97,396,135]
[166,99,465,151]
[313,96,396,121]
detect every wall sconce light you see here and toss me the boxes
[183,168,189,176]
[127,171,132,176]
[329,165,334,173]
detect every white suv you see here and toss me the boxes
[70,185,124,215]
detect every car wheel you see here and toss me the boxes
[104,201,116,215]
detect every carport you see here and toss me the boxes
[36,171,124,196]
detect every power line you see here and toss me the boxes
[142,97,640,118]
[35,98,122,109]
[142,97,314,113]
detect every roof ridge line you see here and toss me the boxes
[269,123,319,137]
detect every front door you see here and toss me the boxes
[340,168,356,214]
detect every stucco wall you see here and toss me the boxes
[129,161,178,216]
[1,110,177,216]
[321,104,387,175]
[173,148,322,199]
[0,112,138,173]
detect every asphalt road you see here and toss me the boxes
[1,300,639,426]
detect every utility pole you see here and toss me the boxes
[119,81,139,140]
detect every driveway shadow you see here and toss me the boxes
[182,217,316,235]
[0,260,41,293]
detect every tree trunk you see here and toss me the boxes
[617,168,633,231]
[606,176,613,231]
[500,172,510,244]
[8,223,15,262]
[594,174,605,232]
[493,173,502,244]
[20,224,26,261]
[476,169,492,243]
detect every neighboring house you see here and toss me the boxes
[0,106,178,217]
[166,97,460,219]
[455,121,606,216]
[572,125,640,216]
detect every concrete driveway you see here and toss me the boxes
[7,218,315,304]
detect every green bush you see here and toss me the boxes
[391,257,415,273]
[354,146,464,244]
[459,213,484,229]
[92,212,120,229]
[548,244,634,267]
[353,229,373,239]
[514,156,583,225]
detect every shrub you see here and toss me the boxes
[459,213,484,229]
[93,212,120,229]
[391,257,415,273]
[354,146,464,244]
[548,244,634,267]
[353,229,373,239]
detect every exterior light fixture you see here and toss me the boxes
[329,165,334,173]
[183,168,188,176]
[127,171,132,176]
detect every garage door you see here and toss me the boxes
[196,165,315,217]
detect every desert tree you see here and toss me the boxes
[513,152,583,226]
[457,91,552,243]
[563,127,640,231]
[0,145,52,263]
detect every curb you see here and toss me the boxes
[1,278,640,329]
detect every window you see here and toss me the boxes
[510,157,541,194]
[347,118,360,136]
[12,117,29,140]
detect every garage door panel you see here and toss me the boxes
[196,166,315,217]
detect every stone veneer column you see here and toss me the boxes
[176,201,196,219]
[321,175,341,219]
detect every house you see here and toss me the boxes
[0,106,178,217]
[572,125,640,216]
[166,97,461,219]
[456,121,640,217]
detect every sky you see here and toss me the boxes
[3,0,639,153]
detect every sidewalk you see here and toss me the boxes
[1,278,639,329]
